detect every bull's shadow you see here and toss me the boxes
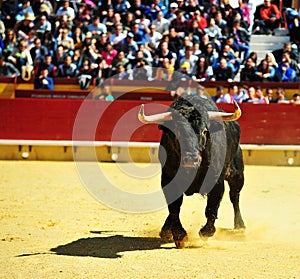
[50,232,163,259]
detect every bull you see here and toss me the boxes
[138,95,245,248]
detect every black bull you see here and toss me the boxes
[139,95,245,248]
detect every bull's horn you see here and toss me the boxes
[138,104,172,124]
[208,100,241,121]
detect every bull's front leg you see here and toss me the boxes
[199,181,225,240]
[160,195,187,248]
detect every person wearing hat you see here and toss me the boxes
[120,32,139,60]
[165,2,178,22]
[14,12,35,41]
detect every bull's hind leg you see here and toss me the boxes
[199,181,225,240]
[228,173,245,230]
[160,195,188,248]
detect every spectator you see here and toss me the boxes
[109,24,127,51]
[112,51,129,75]
[56,28,74,56]
[120,32,138,60]
[179,44,198,75]
[188,19,205,44]
[77,59,96,90]
[253,0,281,35]
[95,84,114,101]
[32,0,53,17]
[138,43,153,65]
[273,87,289,103]
[272,42,299,63]
[87,16,107,38]
[211,85,224,102]
[1,0,18,29]
[178,36,193,58]
[124,12,136,33]
[145,24,163,55]
[113,64,129,80]
[204,17,223,50]
[30,37,48,66]
[101,41,118,78]
[155,58,174,81]
[14,12,35,41]
[265,87,274,103]
[0,55,20,77]
[285,8,300,44]
[72,26,85,51]
[15,0,34,22]
[236,83,249,103]
[131,23,146,46]
[189,9,207,33]
[2,29,17,59]
[212,56,235,82]
[255,59,275,81]
[165,2,178,22]
[34,14,52,37]
[8,39,33,73]
[243,86,259,103]
[274,60,298,82]
[240,57,256,81]
[265,52,278,69]
[154,41,176,68]
[56,55,78,78]
[255,86,269,104]
[216,84,239,103]
[221,43,241,75]
[135,14,150,34]
[214,10,227,33]
[203,43,219,68]
[55,0,75,23]
[34,66,54,89]
[152,11,169,36]
[102,8,115,33]
[38,54,57,78]
[112,0,130,19]
[167,27,182,56]
[247,51,258,66]
[290,93,300,105]
[192,56,214,82]
[169,10,188,38]
[53,45,67,67]
[147,0,167,21]
[281,50,300,76]
[231,19,250,61]
[42,31,57,58]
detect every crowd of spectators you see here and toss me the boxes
[0,0,299,94]
[210,83,300,104]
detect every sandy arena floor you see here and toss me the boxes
[0,161,299,279]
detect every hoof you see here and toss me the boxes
[159,229,173,243]
[234,220,246,230]
[198,230,209,242]
[199,225,216,240]
[175,235,188,249]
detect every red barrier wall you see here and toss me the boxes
[1,99,300,144]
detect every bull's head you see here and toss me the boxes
[138,100,241,168]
